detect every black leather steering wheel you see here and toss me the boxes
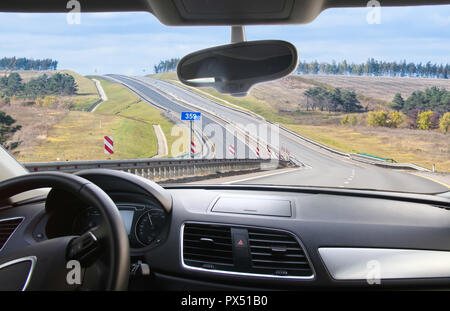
[0,172,130,290]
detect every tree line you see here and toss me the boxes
[360,109,450,133]
[0,72,77,97]
[388,87,449,130]
[154,58,180,74]
[304,86,363,113]
[338,87,450,132]
[297,59,449,79]
[0,57,58,71]
[390,87,450,115]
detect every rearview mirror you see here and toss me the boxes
[177,40,298,97]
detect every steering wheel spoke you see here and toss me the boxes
[67,230,102,267]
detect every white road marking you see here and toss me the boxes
[342,168,356,187]
[223,168,304,184]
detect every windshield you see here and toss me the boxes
[0,5,449,194]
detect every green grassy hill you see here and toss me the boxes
[15,76,176,162]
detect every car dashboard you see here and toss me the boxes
[1,171,450,291]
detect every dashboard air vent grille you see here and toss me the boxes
[0,218,23,251]
[183,223,234,271]
[248,227,313,277]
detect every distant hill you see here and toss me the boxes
[298,74,450,104]
[152,71,450,111]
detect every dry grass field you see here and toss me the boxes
[21,110,159,162]
[1,105,68,160]
[287,124,450,172]
[297,74,450,105]
[251,76,315,112]
[0,70,55,82]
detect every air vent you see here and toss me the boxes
[248,228,313,277]
[183,223,234,271]
[182,223,314,278]
[0,218,23,251]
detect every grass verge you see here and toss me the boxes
[19,111,157,161]
[286,124,450,172]
[95,77,177,157]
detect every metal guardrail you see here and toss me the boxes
[348,154,431,172]
[274,122,431,172]
[23,158,291,181]
[357,153,396,163]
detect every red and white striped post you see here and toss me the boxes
[190,120,194,159]
[104,136,114,155]
[190,141,196,156]
[229,144,235,158]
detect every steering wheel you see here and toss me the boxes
[0,172,130,290]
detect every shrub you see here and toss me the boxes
[387,110,405,128]
[440,112,450,133]
[417,110,433,130]
[430,112,441,129]
[367,110,388,127]
[341,114,349,125]
[42,95,57,109]
[35,97,44,107]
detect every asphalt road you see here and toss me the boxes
[106,74,251,159]
[107,75,448,194]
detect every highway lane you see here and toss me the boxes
[111,75,448,193]
[105,74,251,159]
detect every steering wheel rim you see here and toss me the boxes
[0,172,130,291]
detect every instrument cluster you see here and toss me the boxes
[72,202,169,249]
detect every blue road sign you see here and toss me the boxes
[181,111,202,121]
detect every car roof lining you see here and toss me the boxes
[0,0,449,25]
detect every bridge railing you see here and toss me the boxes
[23,158,291,182]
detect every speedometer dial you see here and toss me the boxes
[135,209,167,246]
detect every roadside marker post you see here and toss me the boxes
[181,112,202,159]
[234,133,238,159]
[190,121,194,158]
[255,138,260,158]
[191,140,196,155]
[104,136,114,155]
[229,144,236,157]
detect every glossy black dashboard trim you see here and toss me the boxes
[163,184,450,207]
[180,221,316,280]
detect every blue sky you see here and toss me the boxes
[0,5,449,75]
